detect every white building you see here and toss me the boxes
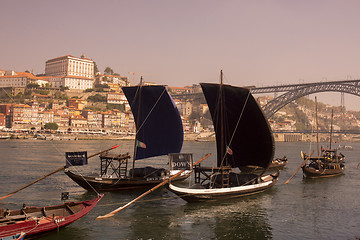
[0,71,48,88]
[45,54,94,90]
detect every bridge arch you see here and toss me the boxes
[263,82,360,118]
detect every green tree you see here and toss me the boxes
[107,103,125,111]
[87,94,107,102]
[44,122,59,130]
[94,61,99,75]
[27,83,39,88]
[104,67,114,75]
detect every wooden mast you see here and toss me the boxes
[132,76,143,177]
[330,109,333,149]
[220,70,225,166]
[315,96,320,156]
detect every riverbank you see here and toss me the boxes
[3,132,360,142]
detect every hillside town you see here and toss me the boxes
[1,54,360,141]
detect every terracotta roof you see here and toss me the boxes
[46,55,93,62]
[71,115,86,120]
[34,93,51,98]
[0,72,49,81]
[12,104,31,108]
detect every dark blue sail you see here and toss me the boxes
[123,85,183,160]
[201,83,274,169]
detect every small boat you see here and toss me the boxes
[338,144,353,150]
[301,103,345,178]
[65,83,191,191]
[168,71,280,202]
[239,156,288,173]
[0,135,11,140]
[301,149,345,178]
[0,194,103,239]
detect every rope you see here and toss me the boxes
[135,88,166,135]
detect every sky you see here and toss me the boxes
[1,0,360,110]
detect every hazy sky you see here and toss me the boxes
[2,0,360,109]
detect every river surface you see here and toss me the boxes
[0,139,360,240]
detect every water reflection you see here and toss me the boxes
[166,195,273,239]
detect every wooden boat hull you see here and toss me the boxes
[302,166,345,178]
[167,172,279,202]
[0,194,103,239]
[65,169,191,191]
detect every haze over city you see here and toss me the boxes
[2,0,360,109]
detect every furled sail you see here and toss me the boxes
[200,83,274,169]
[123,85,183,160]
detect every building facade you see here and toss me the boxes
[0,72,48,88]
[45,55,95,90]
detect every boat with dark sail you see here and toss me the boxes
[301,102,345,178]
[168,71,279,202]
[65,84,190,191]
[0,194,103,239]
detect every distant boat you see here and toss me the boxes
[301,102,345,178]
[337,144,353,150]
[168,71,279,202]
[0,135,10,140]
[0,194,103,239]
[65,83,191,191]
[240,156,288,173]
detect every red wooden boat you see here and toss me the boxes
[0,194,103,239]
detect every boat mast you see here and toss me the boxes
[219,70,226,166]
[330,108,333,149]
[315,96,320,156]
[132,77,143,176]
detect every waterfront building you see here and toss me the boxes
[45,55,94,90]
[70,115,87,128]
[81,110,102,128]
[101,110,123,129]
[12,104,32,124]
[39,111,54,125]
[26,101,40,124]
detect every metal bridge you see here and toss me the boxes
[251,79,360,118]
[171,79,360,118]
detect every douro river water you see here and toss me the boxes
[0,139,359,239]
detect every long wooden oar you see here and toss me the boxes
[284,150,314,185]
[96,153,211,220]
[0,165,66,201]
[356,161,360,169]
[0,145,120,201]
[87,145,120,158]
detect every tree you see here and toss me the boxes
[87,94,107,102]
[104,67,114,75]
[27,83,39,88]
[94,61,99,75]
[44,122,59,130]
[107,103,125,112]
